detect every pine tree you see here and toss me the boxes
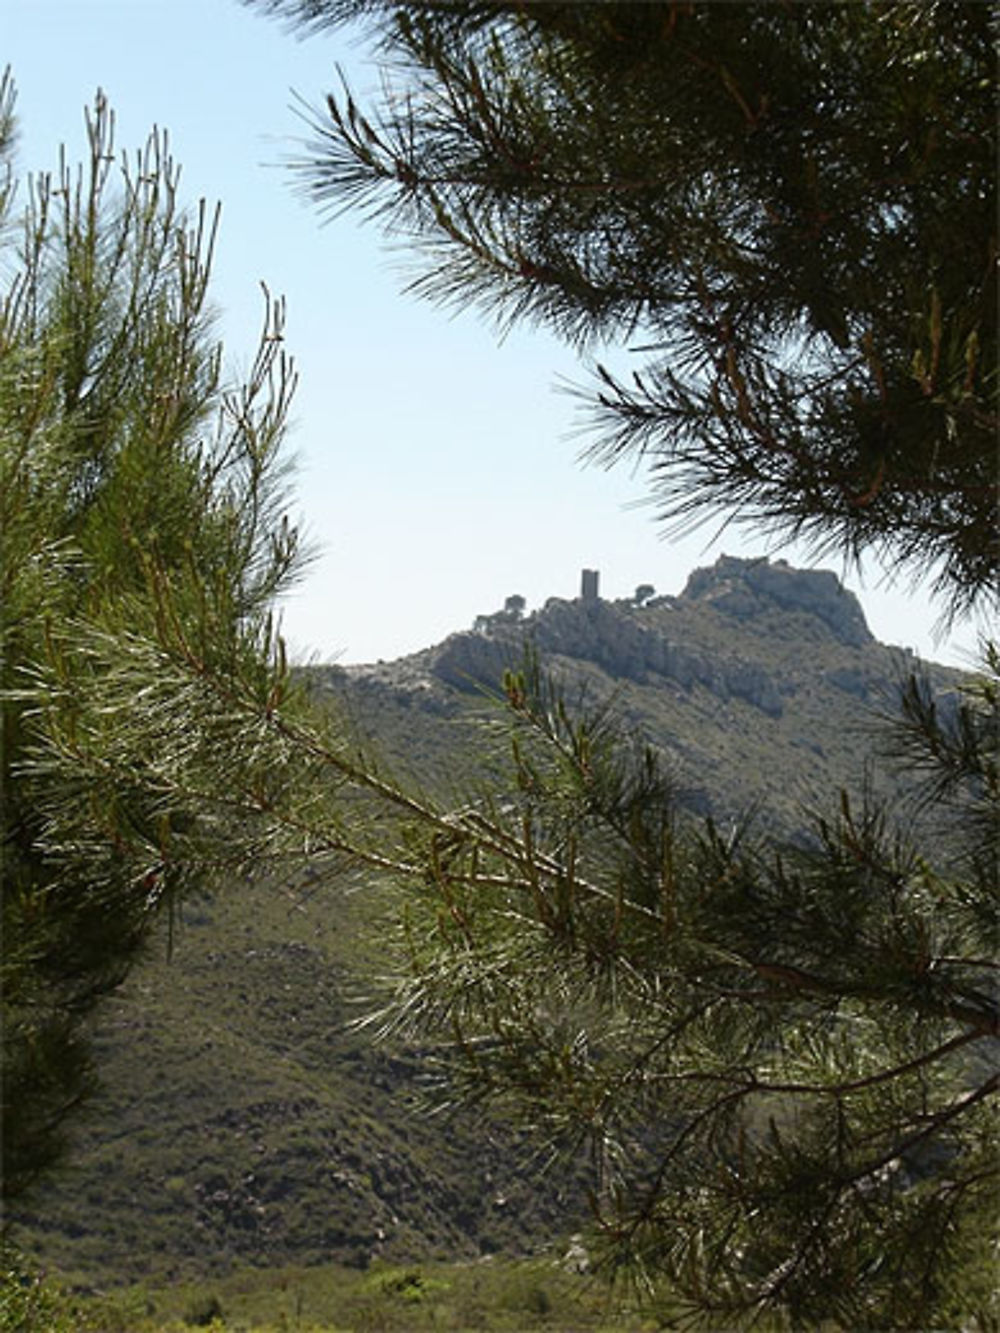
[1,80,506,1208]
[237,4,999,1325]
[0,78,313,1198]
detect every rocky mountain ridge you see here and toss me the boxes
[339,556,880,708]
[681,554,873,645]
[319,554,959,837]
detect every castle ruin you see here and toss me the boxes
[581,568,600,602]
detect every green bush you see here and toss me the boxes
[0,1249,95,1333]
[181,1294,223,1327]
[375,1269,426,1304]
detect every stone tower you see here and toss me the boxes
[581,568,600,602]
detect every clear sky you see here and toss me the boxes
[4,0,986,668]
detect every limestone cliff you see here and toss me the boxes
[681,555,873,648]
[427,555,878,715]
[436,594,785,717]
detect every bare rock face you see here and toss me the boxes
[340,555,881,726]
[433,590,785,717]
[681,556,873,648]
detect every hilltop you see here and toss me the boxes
[316,555,959,835]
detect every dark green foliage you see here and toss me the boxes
[181,1293,223,1326]
[0,82,307,1202]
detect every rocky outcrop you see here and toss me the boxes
[682,555,873,647]
[432,632,520,694]
[433,595,785,717]
[338,555,885,722]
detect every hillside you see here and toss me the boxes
[11,877,588,1285]
[10,556,969,1286]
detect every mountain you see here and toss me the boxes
[10,556,968,1285]
[315,554,960,836]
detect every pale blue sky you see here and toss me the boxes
[4,0,984,667]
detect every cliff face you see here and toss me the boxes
[429,554,874,715]
[436,594,785,717]
[681,555,873,648]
